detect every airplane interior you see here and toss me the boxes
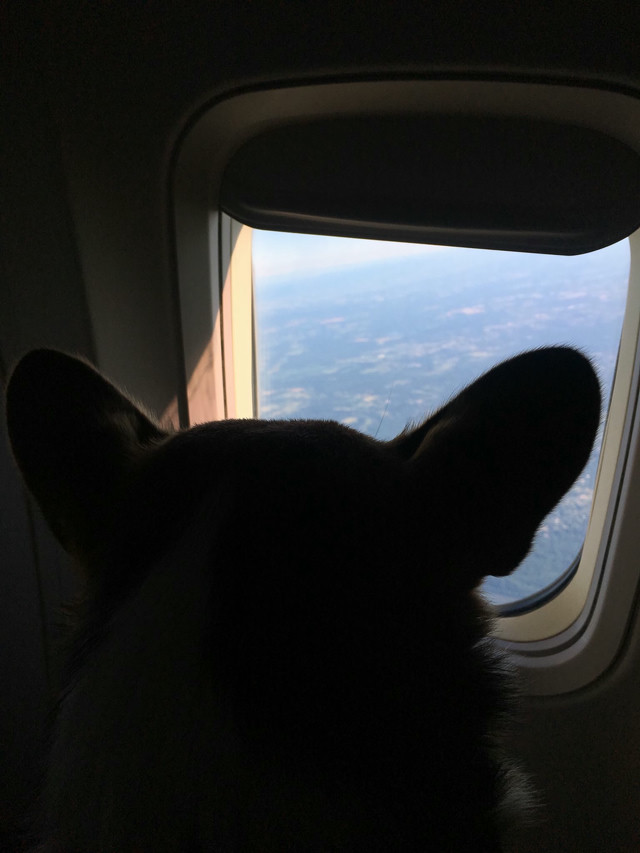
[2,4,640,850]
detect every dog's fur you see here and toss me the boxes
[6,347,600,851]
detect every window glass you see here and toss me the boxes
[252,231,629,606]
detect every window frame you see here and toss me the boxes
[171,79,640,695]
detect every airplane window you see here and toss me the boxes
[252,230,629,608]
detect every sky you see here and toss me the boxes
[252,229,453,281]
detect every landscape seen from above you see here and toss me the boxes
[252,232,629,606]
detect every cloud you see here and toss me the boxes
[252,230,452,280]
[445,305,485,317]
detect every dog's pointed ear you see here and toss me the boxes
[6,349,167,561]
[391,347,601,585]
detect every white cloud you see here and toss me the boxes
[252,230,451,280]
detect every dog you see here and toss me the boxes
[6,346,600,851]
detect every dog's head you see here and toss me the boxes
[6,346,600,849]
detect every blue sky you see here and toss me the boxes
[252,229,453,282]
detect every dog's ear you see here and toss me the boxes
[391,347,601,585]
[6,349,166,562]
